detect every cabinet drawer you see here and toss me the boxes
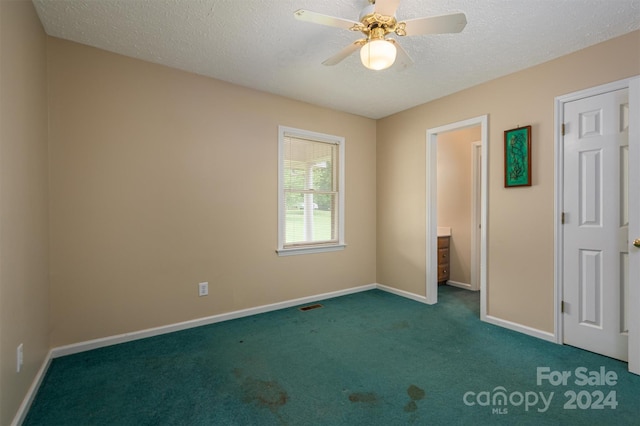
[438,264,449,282]
[438,248,449,263]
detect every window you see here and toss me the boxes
[277,126,345,255]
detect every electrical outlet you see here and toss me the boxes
[198,282,208,297]
[17,343,23,373]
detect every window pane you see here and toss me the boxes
[283,137,336,192]
[312,158,335,192]
[285,193,336,244]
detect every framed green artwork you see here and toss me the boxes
[504,125,532,187]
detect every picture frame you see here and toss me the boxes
[504,125,532,187]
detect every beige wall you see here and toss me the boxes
[437,127,480,285]
[0,0,49,424]
[377,30,640,333]
[47,38,377,347]
[2,9,639,421]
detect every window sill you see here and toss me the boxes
[276,244,346,257]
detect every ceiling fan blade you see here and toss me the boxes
[401,12,467,36]
[322,39,366,66]
[374,0,401,17]
[294,9,361,31]
[388,39,413,70]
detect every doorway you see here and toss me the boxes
[426,115,488,321]
[562,88,629,361]
[434,129,480,291]
[555,77,640,374]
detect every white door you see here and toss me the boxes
[563,88,629,361]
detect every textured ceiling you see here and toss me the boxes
[32,0,640,119]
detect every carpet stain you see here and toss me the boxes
[404,385,426,413]
[348,392,378,404]
[241,377,288,412]
[407,384,425,401]
[391,320,410,330]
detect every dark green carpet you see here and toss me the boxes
[24,286,640,425]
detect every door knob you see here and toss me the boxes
[634,239,640,248]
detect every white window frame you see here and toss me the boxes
[277,126,346,256]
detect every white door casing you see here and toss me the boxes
[426,115,488,318]
[628,78,640,375]
[562,88,629,361]
[471,142,482,291]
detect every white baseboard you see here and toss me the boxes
[14,282,555,424]
[52,283,377,358]
[445,280,473,290]
[11,349,53,426]
[14,284,377,423]
[376,283,429,304]
[484,314,556,343]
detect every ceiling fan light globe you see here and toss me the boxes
[360,39,396,70]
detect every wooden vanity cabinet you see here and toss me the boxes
[437,236,450,284]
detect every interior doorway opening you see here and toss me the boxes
[434,128,481,291]
[426,115,488,321]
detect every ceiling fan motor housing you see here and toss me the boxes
[358,3,400,41]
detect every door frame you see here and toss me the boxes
[471,141,482,292]
[425,115,488,321]
[554,76,640,374]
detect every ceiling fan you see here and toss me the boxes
[294,0,467,70]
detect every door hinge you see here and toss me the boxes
[561,212,565,224]
[562,123,566,136]
[561,301,565,313]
